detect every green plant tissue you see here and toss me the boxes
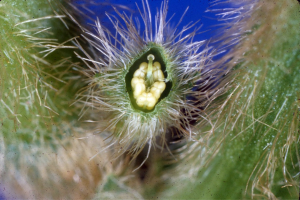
[0,0,299,199]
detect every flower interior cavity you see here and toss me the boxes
[126,46,172,112]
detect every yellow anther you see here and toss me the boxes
[133,62,147,78]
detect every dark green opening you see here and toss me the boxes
[125,47,172,112]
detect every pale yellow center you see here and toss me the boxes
[131,54,166,110]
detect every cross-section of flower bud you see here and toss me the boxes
[131,55,166,110]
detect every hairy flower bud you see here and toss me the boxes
[66,0,215,162]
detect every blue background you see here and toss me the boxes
[78,0,225,44]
